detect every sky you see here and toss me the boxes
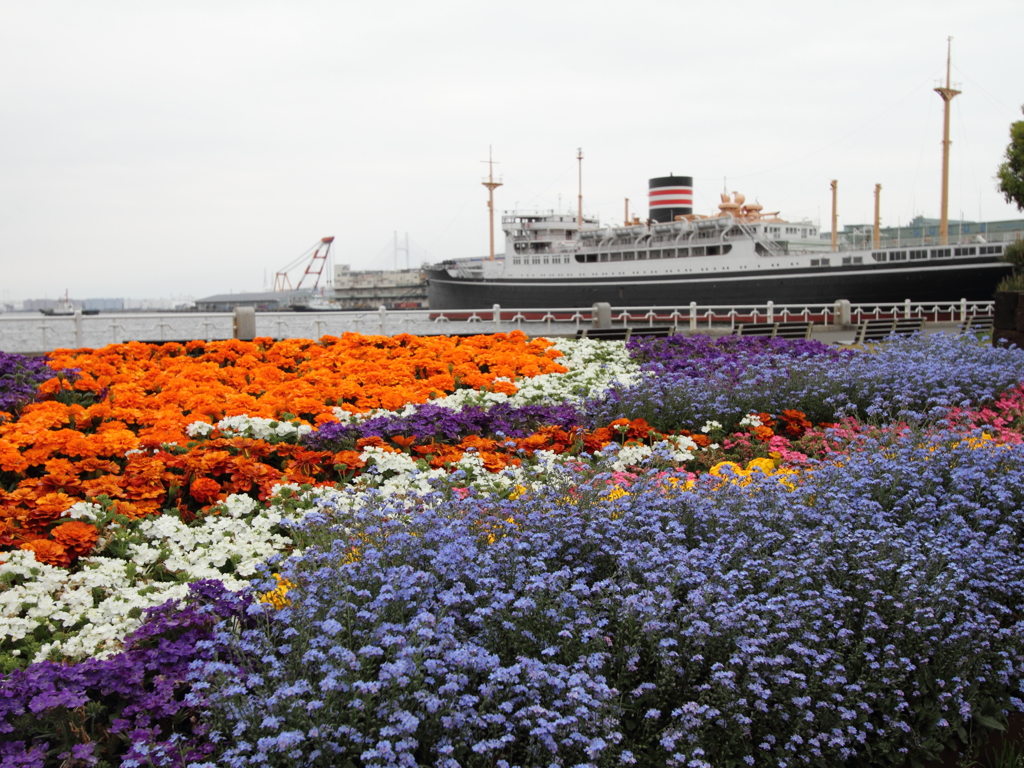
[1,0,1023,302]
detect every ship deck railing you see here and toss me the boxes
[0,298,996,354]
[829,228,1023,251]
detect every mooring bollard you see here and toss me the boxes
[834,299,852,327]
[234,306,256,341]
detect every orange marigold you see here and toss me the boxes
[50,520,99,558]
[0,519,17,548]
[190,477,222,505]
[332,451,365,471]
[110,500,155,520]
[32,491,76,515]
[19,539,72,568]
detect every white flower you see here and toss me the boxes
[739,414,763,428]
[506,338,639,406]
[185,420,214,438]
[0,493,302,664]
[211,415,312,442]
[63,501,105,522]
[658,435,698,463]
[611,443,653,471]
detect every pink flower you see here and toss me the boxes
[767,435,809,465]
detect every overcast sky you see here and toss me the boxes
[2,0,1022,302]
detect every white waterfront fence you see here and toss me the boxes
[0,298,995,354]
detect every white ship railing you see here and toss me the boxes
[0,298,996,354]
[834,228,1024,251]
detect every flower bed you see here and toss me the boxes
[2,332,1024,766]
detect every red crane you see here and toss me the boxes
[273,237,335,291]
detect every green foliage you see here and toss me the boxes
[997,241,1024,292]
[997,105,1024,212]
[1003,240,1024,270]
[996,271,1024,293]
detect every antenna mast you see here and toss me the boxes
[481,146,503,261]
[577,148,584,229]
[934,36,961,246]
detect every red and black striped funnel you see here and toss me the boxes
[648,175,693,223]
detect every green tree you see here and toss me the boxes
[997,105,1024,211]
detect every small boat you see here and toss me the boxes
[39,291,99,316]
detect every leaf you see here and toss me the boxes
[974,712,1007,732]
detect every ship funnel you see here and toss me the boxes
[648,175,693,223]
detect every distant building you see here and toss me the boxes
[195,269,429,312]
[23,298,59,312]
[194,290,308,312]
[829,216,1024,249]
[82,298,124,312]
[330,265,428,309]
[123,297,195,311]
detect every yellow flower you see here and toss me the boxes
[483,516,517,545]
[745,457,777,474]
[508,484,529,500]
[606,486,630,501]
[708,458,801,490]
[709,461,746,478]
[963,434,994,449]
[259,573,294,609]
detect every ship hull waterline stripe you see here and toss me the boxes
[429,262,1008,290]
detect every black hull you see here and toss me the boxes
[426,258,1012,310]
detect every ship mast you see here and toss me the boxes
[934,36,960,246]
[482,146,503,261]
[830,180,838,252]
[577,148,584,230]
[873,183,882,249]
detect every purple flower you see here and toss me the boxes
[0,580,250,768]
[305,401,582,450]
[0,352,57,414]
